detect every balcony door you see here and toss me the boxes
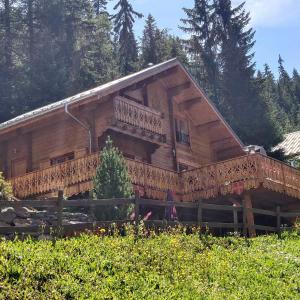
[11,158,27,178]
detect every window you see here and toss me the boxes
[175,119,190,145]
[50,152,74,166]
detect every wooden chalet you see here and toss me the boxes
[1,58,300,216]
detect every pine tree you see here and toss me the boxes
[278,55,296,126]
[140,14,160,67]
[112,0,143,75]
[257,65,285,138]
[214,0,281,148]
[93,136,133,220]
[140,15,188,68]
[181,0,220,102]
[93,0,107,15]
[94,136,133,199]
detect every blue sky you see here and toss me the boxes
[108,0,300,76]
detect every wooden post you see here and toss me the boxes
[57,190,64,238]
[242,192,256,238]
[134,190,140,238]
[276,206,281,237]
[242,201,247,237]
[89,190,95,222]
[197,199,203,229]
[167,93,178,171]
[233,204,238,233]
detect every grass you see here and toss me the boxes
[0,227,299,299]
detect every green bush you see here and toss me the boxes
[93,136,133,220]
[0,172,13,200]
[0,229,299,299]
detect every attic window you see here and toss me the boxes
[50,152,74,166]
[175,119,190,145]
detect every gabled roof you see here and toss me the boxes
[0,58,244,148]
[273,131,300,157]
[0,59,179,132]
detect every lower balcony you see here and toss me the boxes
[9,153,300,208]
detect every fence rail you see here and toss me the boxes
[0,192,299,237]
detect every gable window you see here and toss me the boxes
[50,152,74,166]
[175,119,190,145]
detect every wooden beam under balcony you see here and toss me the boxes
[215,145,242,154]
[178,97,202,110]
[210,136,233,146]
[167,82,191,97]
[197,120,221,132]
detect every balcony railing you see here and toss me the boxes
[9,153,300,201]
[113,96,164,136]
[10,152,179,200]
[181,154,300,201]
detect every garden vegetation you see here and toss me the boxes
[0,227,299,299]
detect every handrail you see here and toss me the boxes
[9,153,300,201]
[113,97,164,135]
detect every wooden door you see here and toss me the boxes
[11,159,27,178]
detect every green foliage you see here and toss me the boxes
[140,15,188,68]
[0,230,299,298]
[0,0,119,123]
[93,137,133,220]
[112,0,143,75]
[0,172,13,200]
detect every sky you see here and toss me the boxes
[108,0,300,76]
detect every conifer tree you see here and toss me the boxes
[181,0,220,102]
[257,65,285,139]
[93,136,133,220]
[140,15,188,68]
[94,136,133,199]
[278,55,296,125]
[112,0,143,75]
[93,0,107,15]
[140,14,160,67]
[214,0,281,148]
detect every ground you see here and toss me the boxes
[0,227,299,299]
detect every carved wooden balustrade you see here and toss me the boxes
[181,154,300,201]
[9,153,300,201]
[113,96,164,136]
[10,152,179,199]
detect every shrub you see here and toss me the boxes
[0,172,13,200]
[93,136,133,220]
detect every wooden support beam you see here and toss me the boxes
[167,81,191,97]
[178,97,202,110]
[167,93,178,171]
[211,137,233,146]
[142,84,149,106]
[26,132,33,172]
[242,192,256,237]
[197,120,221,131]
[215,145,241,154]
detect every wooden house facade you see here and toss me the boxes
[1,59,300,214]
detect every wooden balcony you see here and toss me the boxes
[181,154,300,203]
[111,96,165,143]
[10,152,179,200]
[10,153,300,204]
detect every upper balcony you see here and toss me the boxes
[110,96,166,144]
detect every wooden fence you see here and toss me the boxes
[0,191,299,237]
